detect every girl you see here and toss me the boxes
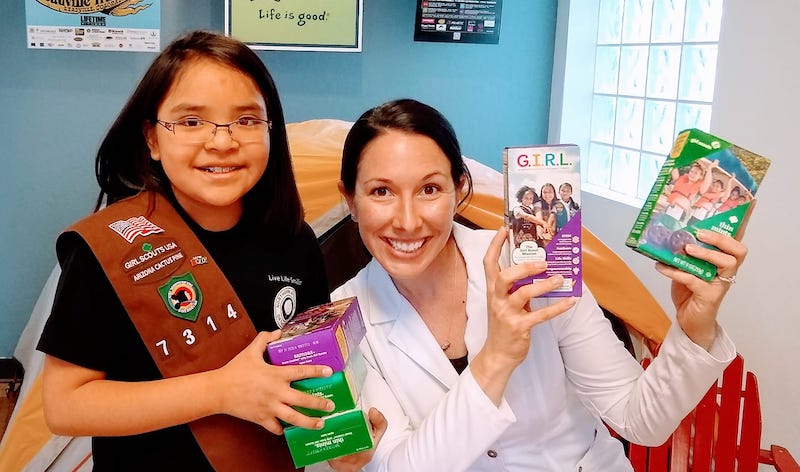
[534,182,558,245]
[511,186,548,247]
[665,160,715,220]
[559,182,580,218]
[687,176,734,224]
[37,31,382,471]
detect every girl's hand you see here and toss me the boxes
[327,408,387,471]
[215,331,336,434]
[656,229,747,350]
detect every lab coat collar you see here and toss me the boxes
[360,240,466,389]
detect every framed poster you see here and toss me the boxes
[414,0,502,44]
[225,0,363,52]
[25,0,160,52]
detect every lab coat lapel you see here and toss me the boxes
[364,261,460,390]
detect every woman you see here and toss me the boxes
[333,99,743,471]
[37,31,383,471]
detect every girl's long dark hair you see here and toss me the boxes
[95,30,303,240]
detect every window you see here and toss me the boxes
[550,0,724,207]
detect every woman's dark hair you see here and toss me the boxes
[340,99,473,208]
[515,186,538,204]
[94,30,303,239]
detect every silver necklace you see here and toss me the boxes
[441,249,465,351]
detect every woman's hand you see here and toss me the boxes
[215,331,337,434]
[472,227,576,404]
[482,227,575,366]
[656,229,747,350]
[327,408,387,471]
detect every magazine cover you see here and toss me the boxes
[503,144,582,297]
[626,128,771,280]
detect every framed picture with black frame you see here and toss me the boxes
[225,0,363,52]
[414,0,502,44]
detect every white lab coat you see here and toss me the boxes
[332,223,735,472]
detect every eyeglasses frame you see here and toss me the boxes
[155,117,273,142]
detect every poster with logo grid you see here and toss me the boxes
[414,0,502,44]
[25,0,160,52]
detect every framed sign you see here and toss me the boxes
[225,0,363,52]
[414,0,502,44]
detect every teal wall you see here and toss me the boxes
[0,1,557,356]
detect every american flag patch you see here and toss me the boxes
[108,216,164,243]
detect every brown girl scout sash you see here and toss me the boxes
[62,191,297,471]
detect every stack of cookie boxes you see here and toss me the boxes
[267,296,372,468]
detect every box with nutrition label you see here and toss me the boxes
[626,129,770,280]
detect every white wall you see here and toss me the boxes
[709,0,800,459]
[553,0,800,461]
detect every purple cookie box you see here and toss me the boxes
[267,297,365,372]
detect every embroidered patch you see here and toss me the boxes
[121,237,184,284]
[190,255,208,267]
[273,286,297,328]
[158,273,203,321]
[109,216,164,243]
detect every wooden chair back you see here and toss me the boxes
[628,355,799,472]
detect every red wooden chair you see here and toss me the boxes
[627,354,799,471]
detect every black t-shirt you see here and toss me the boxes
[37,211,329,471]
